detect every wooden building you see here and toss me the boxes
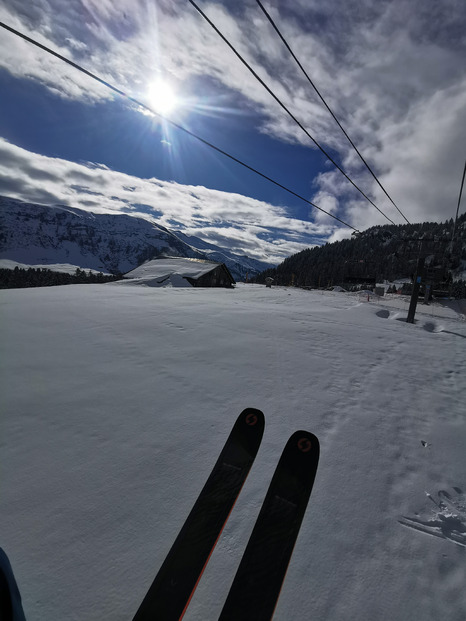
[123,258,236,288]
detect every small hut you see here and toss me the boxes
[123,258,235,288]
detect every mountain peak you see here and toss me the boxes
[0,195,275,280]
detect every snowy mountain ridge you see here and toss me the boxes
[173,231,271,282]
[0,196,273,280]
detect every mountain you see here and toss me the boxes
[0,196,273,280]
[255,216,466,293]
[174,231,273,282]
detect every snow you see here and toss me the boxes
[1,283,465,620]
[0,259,110,275]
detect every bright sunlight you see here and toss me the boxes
[147,79,178,115]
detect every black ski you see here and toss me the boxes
[219,430,320,621]
[133,408,265,621]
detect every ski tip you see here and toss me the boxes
[232,408,265,455]
[237,408,265,432]
[286,430,320,460]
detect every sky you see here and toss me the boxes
[0,0,465,263]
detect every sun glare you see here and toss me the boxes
[147,79,178,116]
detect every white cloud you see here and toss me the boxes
[1,0,465,232]
[0,138,331,262]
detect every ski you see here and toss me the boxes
[219,430,320,621]
[133,408,265,621]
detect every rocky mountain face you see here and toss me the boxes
[0,196,273,280]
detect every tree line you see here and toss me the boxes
[0,267,121,289]
[254,214,466,297]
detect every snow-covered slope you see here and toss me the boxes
[1,284,465,621]
[0,196,274,280]
[0,195,204,274]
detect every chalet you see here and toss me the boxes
[123,258,236,288]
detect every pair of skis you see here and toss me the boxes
[133,409,320,621]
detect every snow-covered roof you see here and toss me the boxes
[122,258,225,287]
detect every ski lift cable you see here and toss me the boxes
[452,159,466,243]
[255,0,411,225]
[188,0,397,226]
[0,20,360,232]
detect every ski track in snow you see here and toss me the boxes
[400,488,466,548]
[0,284,465,621]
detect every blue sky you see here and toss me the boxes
[0,0,465,262]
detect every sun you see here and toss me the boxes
[147,79,178,116]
